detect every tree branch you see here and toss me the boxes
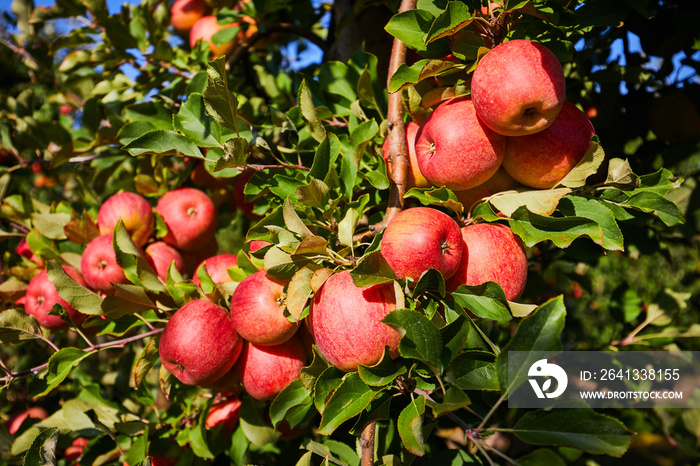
[360,421,376,466]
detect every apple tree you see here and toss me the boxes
[0,0,698,465]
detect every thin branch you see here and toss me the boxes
[360,421,376,466]
[476,394,505,432]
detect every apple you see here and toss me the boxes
[144,241,184,281]
[80,234,128,294]
[454,167,519,211]
[647,90,700,142]
[229,270,298,345]
[16,238,42,266]
[381,121,431,190]
[7,407,48,435]
[24,266,88,329]
[232,169,262,221]
[380,207,463,281]
[414,96,506,190]
[502,101,595,189]
[181,239,219,276]
[309,270,401,372]
[189,15,239,58]
[159,299,243,387]
[97,191,154,247]
[445,223,528,301]
[63,437,89,462]
[471,39,566,136]
[190,160,235,189]
[193,253,238,287]
[248,240,270,253]
[234,336,307,400]
[171,0,210,34]
[156,187,218,251]
[205,397,242,434]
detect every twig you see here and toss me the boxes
[360,421,376,466]
[476,394,505,432]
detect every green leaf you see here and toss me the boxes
[317,372,382,435]
[496,297,566,396]
[513,407,633,457]
[309,134,340,182]
[623,191,684,226]
[286,266,315,321]
[173,92,222,147]
[296,177,330,209]
[350,251,396,287]
[0,308,42,343]
[238,399,280,446]
[112,221,165,293]
[426,1,474,43]
[123,130,203,157]
[357,346,407,387]
[413,268,446,298]
[31,212,71,240]
[22,427,58,466]
[384,10,435,50]
[516,449,567,466]
[425,386,471,417]
[451,282,512,322]
[46,261,103,316]
[214,137,248,170]
[489,187,571,217]
[101,284,156,319]
[558,141,605,188]
[284,198,314,239]
[383,309,443,373]
[557,196,624,251]
[508,206,603,248]
[132,336,159,390]
[404,187,464,217]
[447,351,499,391]
[298,79,326,143]
[35,348,92,397]
[605,158,639,188]
[204,56,239,132]
[397,395,426,456]
[269,379,314,429]
[338,208,360,249]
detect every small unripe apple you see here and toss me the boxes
[80,234,128,294]
[309,271,401,372]
[381,121,431,190]
[97,191,154,247]
[229,270,299,345]
[156,187,218,252]
[170,0,210,33]
[193,253,238,287]
[471,39,566,136]
[24,266,88,329]
[415,97,505,190]
[503,101,595,189]
[446,223,528,301]
[144,241,184,280]
[234,337,307,400]
[159,300,243,387]
[381,207,463,281]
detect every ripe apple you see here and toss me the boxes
[16,238,42,266]
[471,39,566,136]
[80,234,128,294]
[190,160,235,189]
[445,223,528,301]
[247,240,270,253]
[64,437,89,462]
[454,167,519,211]
[97,191,154,247]
[309,270,401,372]
[232,169,262,221]
[7,407,48,435]
[193,253,238,287]
[170,0,210,34]
[159,299,243,387]
[24,266,88,329]
[205,397,242,434]
[189,16,238,58]
[181,239,219,276]
[414,96,506,190]
[156,187,218,251]
[381,207,463,281]
[144,241,184,281]
[502,101,595,189]
[229,270,298,345]
[234,337,307,400]
[381,121,431,190]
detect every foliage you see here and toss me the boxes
[0,0,699,465]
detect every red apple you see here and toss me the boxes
[232,169,262,221]
[414,97,506,190]
[181,239,219,275]
[24,266,88,329]
[63,437,89,462]
[171,0,210,33]
[205,397,242,434]
[144,241,184,281]
[503,101,595,189]
[80,234,128,294]
[445,223,528,301]
[159,300,243,387]
[229,270,299,345]
[234,337,306,400]
[471,39,566,136]
[190,160,235,189]
[309,270,401,372]
[248,240,270,253]
[381,121,431,190]
[7,407,48,435]
[156,187,218,251]
[193,253,238,287]
[381,207,463,281]
[189,15,238,58]
[97,191,154,247]
[16,238,42,266]
[454,167,519,211]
